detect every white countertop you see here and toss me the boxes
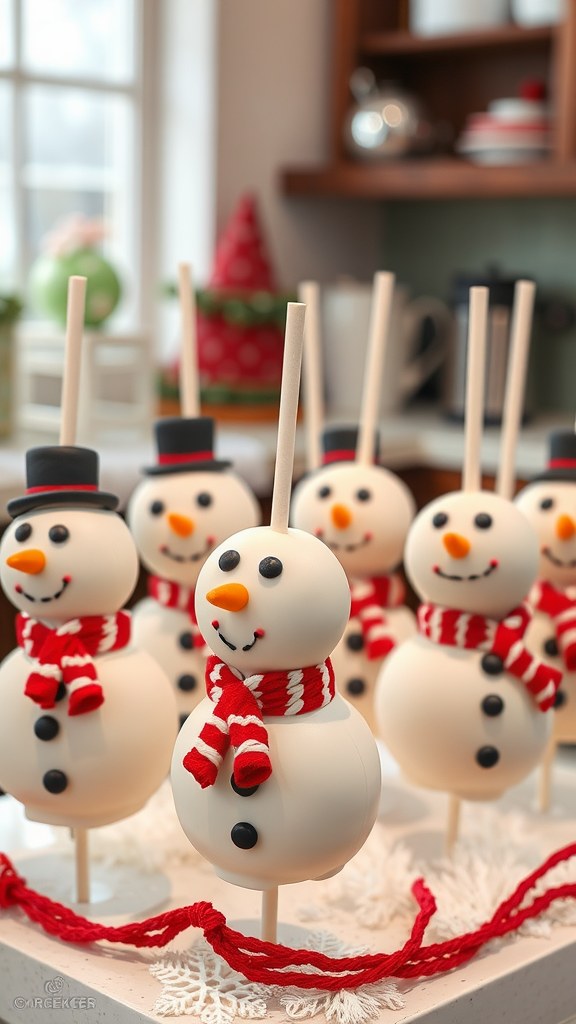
[0,408,569,524]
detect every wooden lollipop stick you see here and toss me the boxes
[298,281,323,472]
[59,276,87,446]
[74,827,90,904]
[462,287,489,493]
[261,887,278,943]
[446,794,461,853]
[270,302,306,534]
[178,262,201,418]
[496,280,536,501]
[538,735,557,814]
[356,271,395,466]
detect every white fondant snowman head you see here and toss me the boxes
[405,489,540,620]
[195,525,351,673]
[291,427,415,579]
[0,446,139,621]
[128,417,260,586]
[515,432,576,589]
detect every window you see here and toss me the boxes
[0,0,145,325]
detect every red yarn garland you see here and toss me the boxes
[2,843,576,990]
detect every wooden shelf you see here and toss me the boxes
[282,158,576,200]
[360,23,554,56]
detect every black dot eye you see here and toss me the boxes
[49,525,69,544]
[474,513,492,530]
[432,512,448,528]
[196,492,212,508]
[356,489,371,502]
[259,556,283,579]
[219,549,240,572]
[318,485,331,499]
[15,523,32,542]
[540,498,554,510]
[150,500,164,516]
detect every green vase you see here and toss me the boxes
[29,249,122,327]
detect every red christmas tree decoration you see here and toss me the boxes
[196,194,288,408]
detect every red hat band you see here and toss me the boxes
[322,449,356,466]
[158,451,214,467]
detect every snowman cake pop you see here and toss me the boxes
[128,416,260,726]
[375,285,560,808]
[515,430,576,809]
[128,264,260,725]
[171,303,381,918]
[292,274,416,731]
[0,277,177,852]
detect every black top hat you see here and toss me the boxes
[7,446,119,518]
[533,431,576,483]
[321,425,380,466]
[145,417,230,475]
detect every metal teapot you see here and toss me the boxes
[343,67,434,160]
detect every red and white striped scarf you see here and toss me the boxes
[148,575,206,650]
[349,573,405,660]
[16,611,131,716]
[417,602,561,712]
[530,579,576,671]
[183,654,335,789]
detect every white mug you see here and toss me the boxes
[321,282,454,418]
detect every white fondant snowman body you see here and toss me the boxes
[0,505,178,828]
[515,480,576,742]
[128,469,260,723]
[291,460,416,732]
[375,490,553,800]
[171,525,382,890]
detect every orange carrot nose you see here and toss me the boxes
[442,532,471,560]
[556,514,576,541]
[168,512,194,537]
[6,549,46,574]
[331,503,352,530]
[206,583,249,612]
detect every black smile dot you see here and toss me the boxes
[231,822,258,849]
[43,769,68,793]
[481,694,504,717]
[544,637,559,657]
[219,549,240,572]
[259,556,283,579]
[34,716,60,741]
[54,682,66,702]
[474,513,492,530]
[179,713,189,729]
[481,653,504,676]
[432,512,448,528]
[476,746,500,769]
[346,632,364,652]
[49,525,69,544]
[230,774,260,797]
[555,689,567,709]
[179,631,193,650]
[150,500,165,516]
[15,522,32,542]
[177,674,197,692]
[346,677,366,697]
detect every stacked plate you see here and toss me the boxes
[456,93,550,165]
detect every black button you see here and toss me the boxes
[555,689,567,709]
[476,746,500,769]
[43,769,68,793]
[544,637,559,657]
[179,713,189,729]
[178,674,197,692]
[179,631,194,650]
[481,653,504,676]
[346,678,366,697]
[231,822,258,849]
[230,774,260,797]
[346,633,364,652]
[481,694,504,717]
[34,716,59,741]
[54,682,66,702]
